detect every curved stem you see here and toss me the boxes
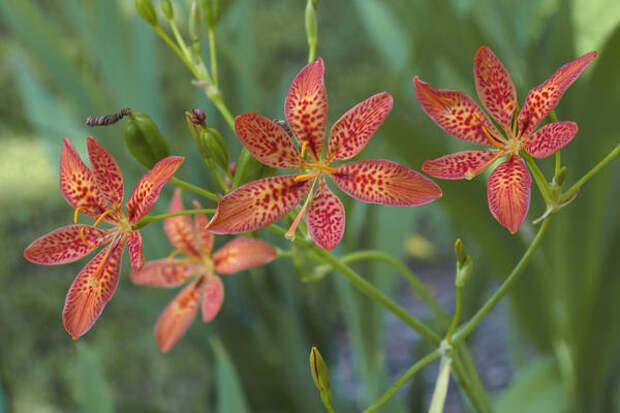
[134,208,215,230]
[169,177,221,201]
[446,287,462,341]
[522,152,553,205]
[208,27,219,87]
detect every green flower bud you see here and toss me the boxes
[189,0,201,42]
[124,112,170,168]
[310,347,331,396]
[135,0,158,26]
[199,128,229,170]
[231,148,264,189]
[200,0,221,30]
[161,0,174,20]
[454,239,473,289]
[305,0,318,48]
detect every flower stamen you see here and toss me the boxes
[294,173,320,182]
[92,209,115,228]
[73,206,87,224]
[167,249,182,261]
[300,141,309,159]
[285,179,317,241]
[305,163,338,173]
[473,112,506,150]
[79,227,98,249]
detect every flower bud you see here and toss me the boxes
[189,0,201,42]
[161,0,174,20]
[231,148,264,189]
[124,112,171,168]
[135,0,158,26]
[199,128,229,170]
[454,239,473,289]
[191,108,207,127]
[201,0,221,30]
[310,347,331,396]
[305,0,318,49]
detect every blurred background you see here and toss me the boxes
[1,0,619,412]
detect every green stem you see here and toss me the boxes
[446,287,462,341]
[169,19,191,61]
[207,161,230,193]
[522,151,553,205]
[208,27,219,87]
[169,177,221,201]
[451,354,492,413]
[555,151,561,178]
[153,26,202,79]
[134,208,215,230]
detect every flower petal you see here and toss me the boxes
[422,150,502,180]
[306,179,345,250]
[154,277,204,352]
[414,77,500,147]
[207,175,312,234]
[127,230,145,272]
[126,156,185,224]
[60,138,108,219]
[202,275,224,322]
[192,200,214,255]
[518,51,597,137]
[86,136,124,207]
[522,121,578,159]
[487,155,531,234]
[326,92,393,161]
[130,259,199,287]
[332,159,442,206]
[284,57,328,160]
[213,238,277,275]
[24,225,115,265]
[474,46,517,130]
[234,112,301,169]
[62,237,124,339]
[163,189,200,257]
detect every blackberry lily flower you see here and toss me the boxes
[131,189,276,352]
[415,47,597,233]
[24,137,184,338]
[207,58,442,249]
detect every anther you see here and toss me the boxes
[285,179,317,241]
[480,125,505,150]
[503,101,519,113]
[73,206,87,224]
[300,141,309,158]
[294,173,320,182]
[79,227,98,249]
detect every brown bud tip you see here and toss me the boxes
[228,161,237,176]
[191,108,207,127]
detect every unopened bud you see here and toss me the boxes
[189,0,201,41]
[124,111,170,168]
[191,108,207,128]
[161,0,174,20]
[135,0,158,26]
[454,238,473,288]
[199,128,229,170]
[454,239,466,266]
[201,0,221,30]
[305,0,318,49]
[310,347,331,396]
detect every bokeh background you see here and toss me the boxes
[1,0,619,412]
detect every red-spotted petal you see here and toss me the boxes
[60,138,108,219]
[521,121,578,159]
[126,156,185,224]
[327,92,393,161]
[331,159,442,206]
[414,77,501,147]
[474,46,517,130]
[130,259,200,287]
[234,113,301,169]
[154,277,205,352]
[518,51,597,137]
[207,175,312,234]
[202,275,224,322]
[86,136,124,207]
[192,200,213,255]
[163,189,200,257]
[127,230,145,272]
[306,179,345,250]
[62,237,124,339]
[24,225,116,265]
[422,150,502,180]
[284,57,328,160]
[213,238,276,275]
[487,155,531,234]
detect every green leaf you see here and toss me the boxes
[211,337,251,413]
[74,343,114,413]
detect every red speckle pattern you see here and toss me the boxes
[306,179,345,250]
[327,92,393,162]
[192,200,213,254]
[127,230,145,272]
[522,121,578,159]
[284,58,328,160]
[201,275,224,322]
[422,150,501,180]
[414,77,500,147]
[24,225,116,265]
[60,138,108,219]
[126,156,184,224]
[207,175,312,234]
[474,46,517,130]
[332,159,442,206]
[518,51,597,137]
[487,155,531,233]
[86,136,125,207]
[130,259,198,287]
[155,277,205,352]
[235,113,301,169]
[163,189,200,257]
[213,237,276,275]
[62,237,124,338]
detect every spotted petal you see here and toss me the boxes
[422,150,502,180]
[414,77,500,147]
[332,159,442,206]
[207,175,312,234]
[487,155,531,234]
[62,237,124,339]
[130,259,199,287]
[521,121,578,159]
[24,225,115,265]
[202,275,224,322]
[192,200,213,255]
[126,156,185,224]
[235,113,301,169]
[86,136,124,207]
[284,57,328,160]
[60,138,108,219]
[474,46,517,130]
[518,51,597,137]
[163,189,200,257]
[154,277,204,352]
[213,238,276,275]
[327,92,393,161]
[306,179,345,250]
[127,230,145,272]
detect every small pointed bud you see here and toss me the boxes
[191,108,207,128]
[124,111,171,168]
[135,0,158,26]
[199,128,229,170]
[454,238,466,266]
[201,0,221,30]
[161,0,174,20]
[305,0,318,50]
[454,238,473,288]
[189,0,201,42]
[310,346,331,396]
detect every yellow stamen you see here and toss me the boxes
[300,141,309,158]
[503,101,519,113]
[73,206,87,224]
[167,249,182,261]
[473,112,506,150]
[92,209,115,228]
[285,179,317,241]
[295,173,320,182]
[79,227,97,249]
[305,163,338,173]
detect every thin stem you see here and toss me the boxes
[555,152,561,178]
[134,208,215,230]
[446,287,462,341]
[208,27,219,87]
[522,151,553,205]
[207,161,230,193]
[169,19,191,61]
[169,177,221,201]
[153,26,202,79]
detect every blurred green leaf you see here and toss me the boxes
[74,343,115,413]
[211,337,251,413]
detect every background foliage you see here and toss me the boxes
[0,0,619,412]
